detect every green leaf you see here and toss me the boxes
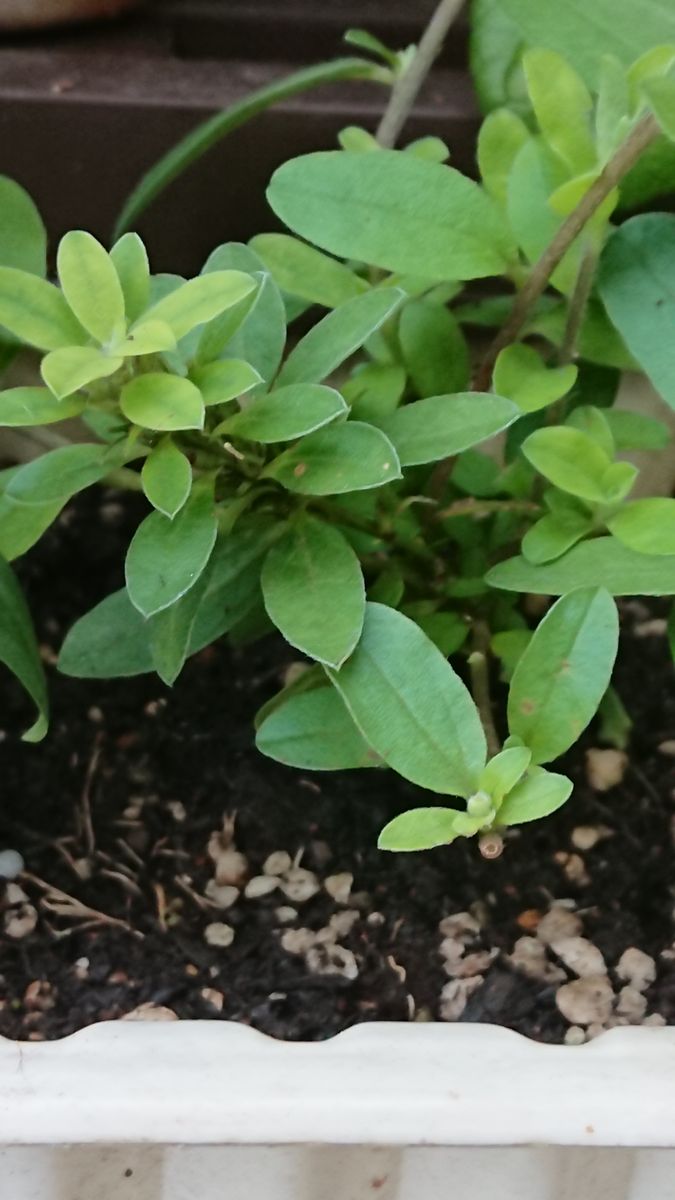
[498,768,573,825]
[598,685,632,750]
[41,346,122,400]
[508,587,619,763]
[114,58,377,237]
[604,408,670,451]
[265,421,401,495]
[398,300,470,397]
[256,684,377,770]
[148,570,210,686]
[498,0,675,86]
[250,234,368,308]
[112,320,176,358]
[190,359,262,406]
[0,387,84,426]
[57,231,126,343]
[268,150,517,282]
[608,498,675,555]
[276,288,404,387]
[0,268,86,351]
[404,136,451,163]
[522,49,595,172]
[478,746,531,803]
[198,243,286,383]
[507,139,580,295]
[494,344,577,413]
[261,517,364,667]
[0,494,64,561]
[522,512,593,564]
[0,557,48,741]
[327,602,486,796]
[378,807,479,851]
[375,392,518,466]
[218,383,347,442]
[477,108,530,205]
[141,439,192,519]
[470,0,529,115]
[521,426,613,503]
[415,611,469,657]
[566,405,615,458]
[0,176,46,276]
[120,373,205,431]
[599,214,675,409]
[125,485,218,617]
[488,536,675,595]
[141,271,256,340]
[6,443,123,506]
[59,589,151,679]
[596,55,631,161]
[343,363,406,423]
[110,232,150,323]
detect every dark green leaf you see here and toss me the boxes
[199,244,286,383]
[265,421,401,495]
[218,383,346,442]
[0,557,48,741]
[256,684,377,770]
[0,176,46,276]
[125,485,218,617]
[6,443,125,506]
[276,288,404,387]
[398,300,470,397]
[327,602,486,796]
[261,517,364,667]
[141,439,192,519]
[376,392,518,466]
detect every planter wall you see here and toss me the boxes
[0,0,140,30]
[0,0,478,274]
[1,1023,675,1199]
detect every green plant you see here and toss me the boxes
[2,1,675,856]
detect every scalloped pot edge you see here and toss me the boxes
[2,1023,675,1199]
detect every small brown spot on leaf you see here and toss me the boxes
[371,1178,388,1191]
[293,463,307,478]
[520,699,535,716]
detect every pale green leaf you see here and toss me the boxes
[478,746,531,802]
[0,268,86,351]
[256,684,377,770]
[522,48,595,172]
[487,536,675,595]
[0,387,84,427]
[522,426,612,503]
[112,320,176,358]
[218,383,346,442]
[250,234,368,308]
[493,344,577,413]
[378,808,479,851]
[141,271,256,339]
[57,231,126,343]
[498,768,573,824]
[608,498,675,555]
[41,346,122,400]
[110,232,151,323]
[477,108,530,204]
[141,439,192,519]
[276,288,404,387]
[120,373,205,431]
[190,359,262,406]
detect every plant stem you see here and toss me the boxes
[468,620,500,759]
[473,112,660,392]
[375,0,464,148]
[436,496,540,520]
[558,244,597,366]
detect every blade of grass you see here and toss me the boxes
[114,57,384,239]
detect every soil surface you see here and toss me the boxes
[0,493,674,1043]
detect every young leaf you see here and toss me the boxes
[478,746,531,803]
[0,558,48,741]
[478,109,530,206]
[6,443,123,506]
[125,485,218,617]
[343,363,406,423]
[265,421,401,494]
[494,344,577,413]
[0,387,84,426]
[375,392,519,466]
[608,498,675,555]
[498,768,573,825]
[57,231,126,344]
[190,360,262,407]
[0,268,86,351]
[112,320,176,358]
[378,808,480,851]
[261,517,364,667]
[0,176,46,276]
[276,288,404,388]
[41,346,122,400]
[256,684,377,770]
[488,536,675,595]
[249,234,368,308]
[199,243,286,382]
[268,151,517,282]
[566,405,615,459]
[141,439,192,519]
[603,408,670,451]
[398,300,470,397]
[141,271,256,339]
[110,232,150,323]
[521,426,612,503]
[120,373,205,431]
[327,602,487,796]
[507,139,580,296]
[522,48,595,172]
[599,214,675,409]
[508,588,619,764]
[218,383,346,442]
[643,74,675,141]
[522,512,593,564]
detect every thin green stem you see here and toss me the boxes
[375,0,464,148]
[468,620,500,759]
[558,244,598,366]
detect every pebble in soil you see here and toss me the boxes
[0,495,673,1042]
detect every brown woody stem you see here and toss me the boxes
[376,0,464,148]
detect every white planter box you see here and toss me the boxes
[1,1023,674,1199]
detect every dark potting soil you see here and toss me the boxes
[0,493,673,1043]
